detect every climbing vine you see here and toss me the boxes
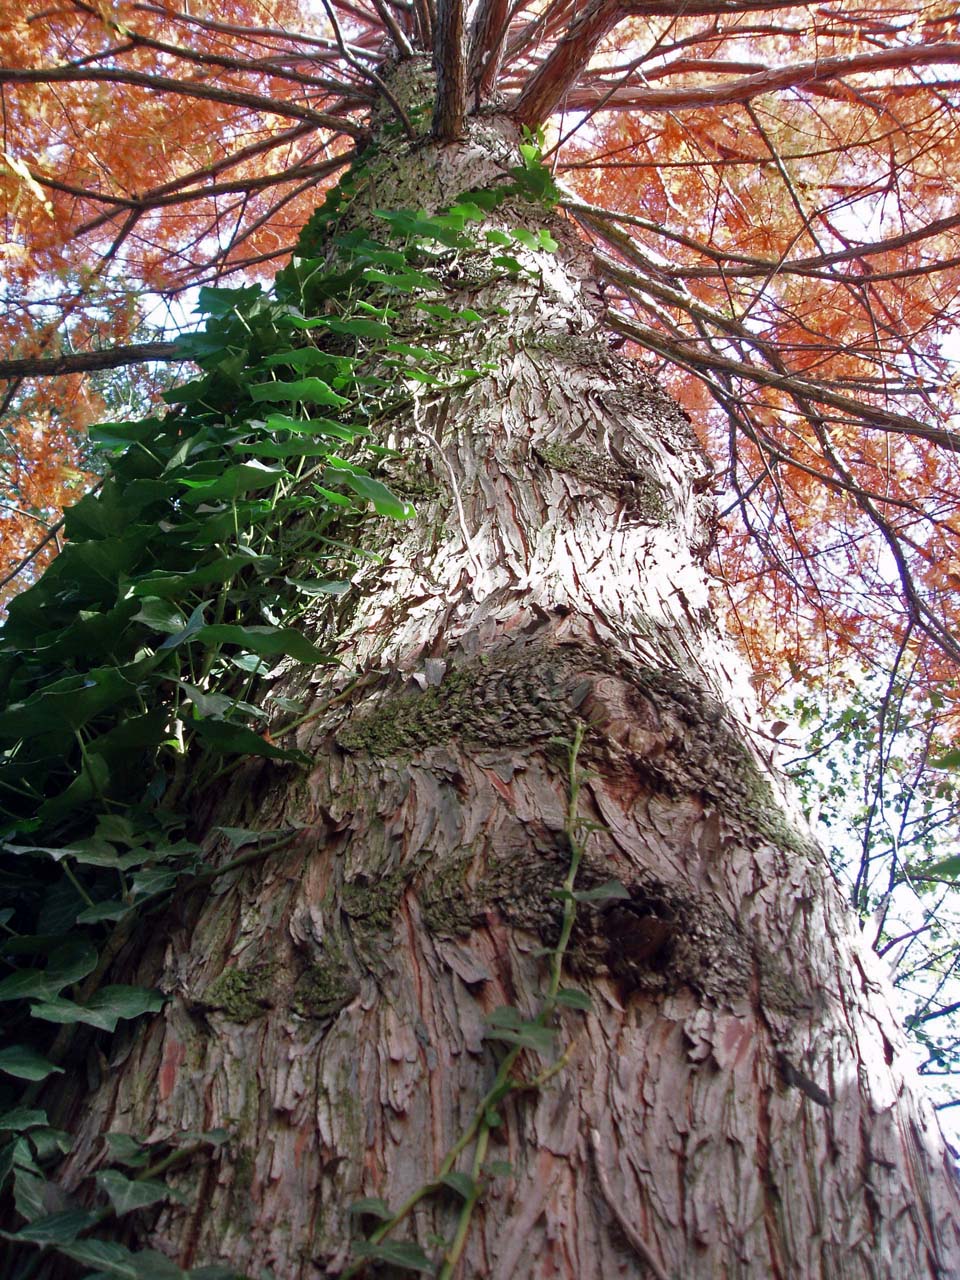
[0,135,581,1276]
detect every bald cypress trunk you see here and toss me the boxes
[45,108,960,1280]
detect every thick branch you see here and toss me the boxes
[0,65,365,136]
[433,0,467,138]
[550,41,960,114]
[0,343,182,381]
[512,0,619,128]
[466,0,508,102]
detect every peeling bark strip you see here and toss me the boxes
[48,110,960,1279]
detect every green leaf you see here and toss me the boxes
[264,412,363,441]
[13,1166,47,1222]
[96,1169,183,1215]
[482,1007,556,1053]
[0,1209,99,1244]
[0,939,98,1002]
[189,719,305,762]
[0,1046,64,1081]
[104,1133,151,1168]
[0,666,141,740]
[0,1108,48,1131]
[76,901,130,924]
[511,227,540,250]
[554,987,593,1011]
[195,284,262,317]
[363,268,440,293]
[438,1171,476,1200]
[249,378,349,408]
[283,577,352,598]
[570,880,630,903]
[61,1239,186,1278]
[352,1239,433,1272]
[260,347,355,376]
[176,463,287,504]
[133,553,274,597]
[348,1196,393,1220]
[30,987,163,1034]
[931,749,960,771]
[338,473,413,519]
[910,854,960,881]
[196,624,330,664]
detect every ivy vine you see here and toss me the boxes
[0,135,591,1277]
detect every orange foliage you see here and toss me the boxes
[1,0,960,706]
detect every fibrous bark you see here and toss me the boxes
[48,109,960,1280]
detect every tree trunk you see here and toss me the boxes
[47,107,960,1280]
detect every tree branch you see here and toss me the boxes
[433,0,467,139]
[0,343,183,381]
[467,0,509,103]
[0,65,366,136]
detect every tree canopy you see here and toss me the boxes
[2,0,959,696]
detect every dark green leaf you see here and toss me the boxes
[0,1046,64,1080]
[249,378,348,408]
[104,1133,151,1168]
[13,1166,47,1222]
[438,1171,476,1200]
[554,987,593,1011]
[96,1169,183,1215]
[196,624,330,664]
[0,1209,99,1244]
[348,1196,393,1220]
[61,1239,186,1278]
[571,880,630,903]
[0,1109,48,1131]
[189,719,305,762]
[30,987,163,1034]
[352,1239,433,1272]
[177,463,286,504]
[339,473,413,519]
[195,284,262,317]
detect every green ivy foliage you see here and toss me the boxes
[0,138,567,1276]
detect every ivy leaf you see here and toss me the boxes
[195,284,262,317]
[352,1239,434,1272]
[249,378,349,408]
[0,1046,64,1081]
[570,880,630,903]
[104,1133,152,1168]
[482,1006,556,1052]
[438,1171,476,1200]
[195,624,331,664]
[60,1239,187,1278]
[96,1169,184,1214]
[0,1108,48,1131]
[176,463,287,504]
[338,473,414,519]
[0,1209,100,1244]
[189,719,306,762]
[348,1196,393,1220]
[30,986,164,1034]
[284,577,352,598]
[553,987,593,1011]
[264,412,363,440]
